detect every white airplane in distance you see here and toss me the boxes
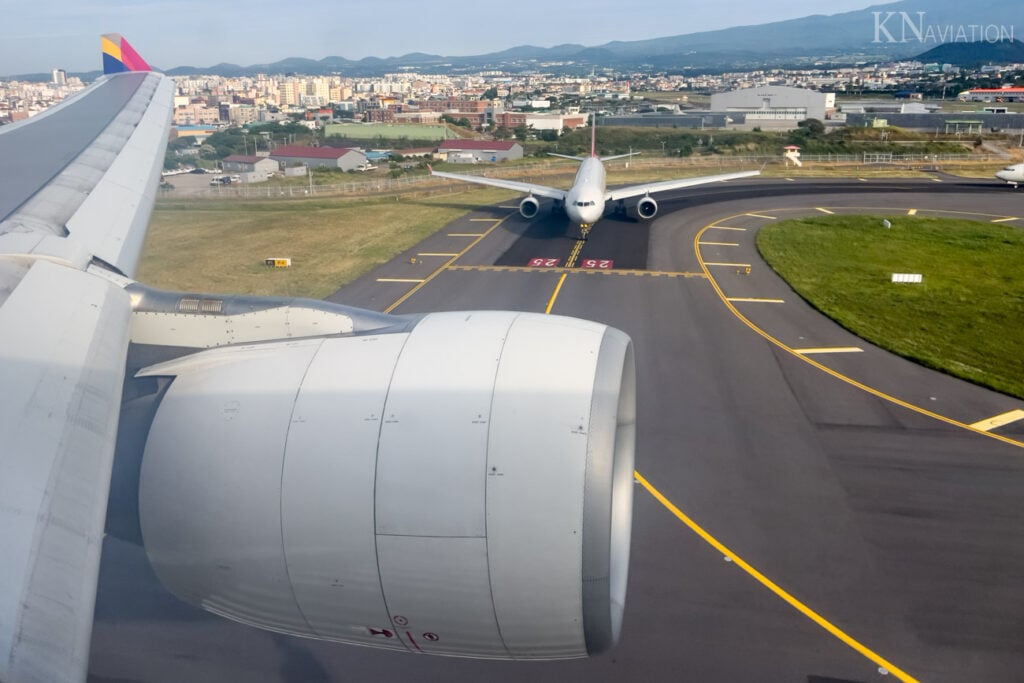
[995,162,1024,187]
[430,119,759,232]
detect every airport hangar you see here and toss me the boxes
[710,85,836,128]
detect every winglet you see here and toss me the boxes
[102,34,151,74]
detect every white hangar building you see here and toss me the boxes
[711,86,835,124]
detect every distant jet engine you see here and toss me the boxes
[636,196,658,220]
[519,196,541,219]
[137,311,636,661]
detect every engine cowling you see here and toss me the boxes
[636,196,658,219]
[519,196,540,219]
[137,311,635,660]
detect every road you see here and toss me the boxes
[91,176,1024,683]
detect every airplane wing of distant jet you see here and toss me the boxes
[1,36,636,683]
[604,169,761,201]
[428,167,568,200]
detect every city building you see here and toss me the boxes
[221,155,279,182]
[269,145,368,171]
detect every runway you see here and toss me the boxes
[91,176,1024,682]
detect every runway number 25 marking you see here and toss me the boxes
[581,259,614,269]
[529,258,561,267]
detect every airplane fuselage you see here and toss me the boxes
[995,163,1024,187]
[565,157,607,227]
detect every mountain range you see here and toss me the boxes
[16,0,1023,80]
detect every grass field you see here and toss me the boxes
[137,187,513,299]
[756,215,1024,399]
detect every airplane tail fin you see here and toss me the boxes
[102,34,151,74]
[590,112,597,157]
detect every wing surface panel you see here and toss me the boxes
[0,74,148,226]
[0,260,132,683]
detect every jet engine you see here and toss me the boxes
[519,196,540,219]
[137,311,635,660]
[636,196,658,220]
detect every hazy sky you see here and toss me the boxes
[2,0,898,75]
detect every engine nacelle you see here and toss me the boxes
[519,196,540,219]
[138,311,635,660]
[636,196,658,220]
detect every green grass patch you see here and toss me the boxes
[756,215,1024,399]
[138,188,514,299]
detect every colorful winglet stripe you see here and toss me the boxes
[101,34,151,74]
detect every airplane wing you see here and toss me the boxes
[605,169,760,202]
[430,167,567,201]
[0,35,171,683]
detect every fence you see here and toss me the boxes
[160,153,1008,200]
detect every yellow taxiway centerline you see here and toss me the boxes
[726,297,785,303]
[707,225,747,231]
[544,273,568,314]
[745,213,776,219]
[634,471,920,683]
[970,409,1024,432]
[699,241,739,247]
[794,347,864,355]
[816,207,834,214]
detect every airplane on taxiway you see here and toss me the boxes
[0,36,636,683]
[430,118,759,233]
[995,162,1024,187]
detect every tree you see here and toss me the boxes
[480,87,499,100]
[797,118,826,137]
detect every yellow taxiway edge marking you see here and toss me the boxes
[699,241,739,247]
[418,252,459,257]
[815,207,834,214]
[970,409,1024,432]
[745,213,777,219]
[794,347,864,355]
[708,225,747,231]
[633,471,920,683]
[907,209,918,216]
[991,216,1019,223]
[704,262,752,268]
[694,215,1024,451]
[376,278,425,283]
[545,273,568,314]
[385,216,511,313]
[470,218,500,222]
[727,297,784,303]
